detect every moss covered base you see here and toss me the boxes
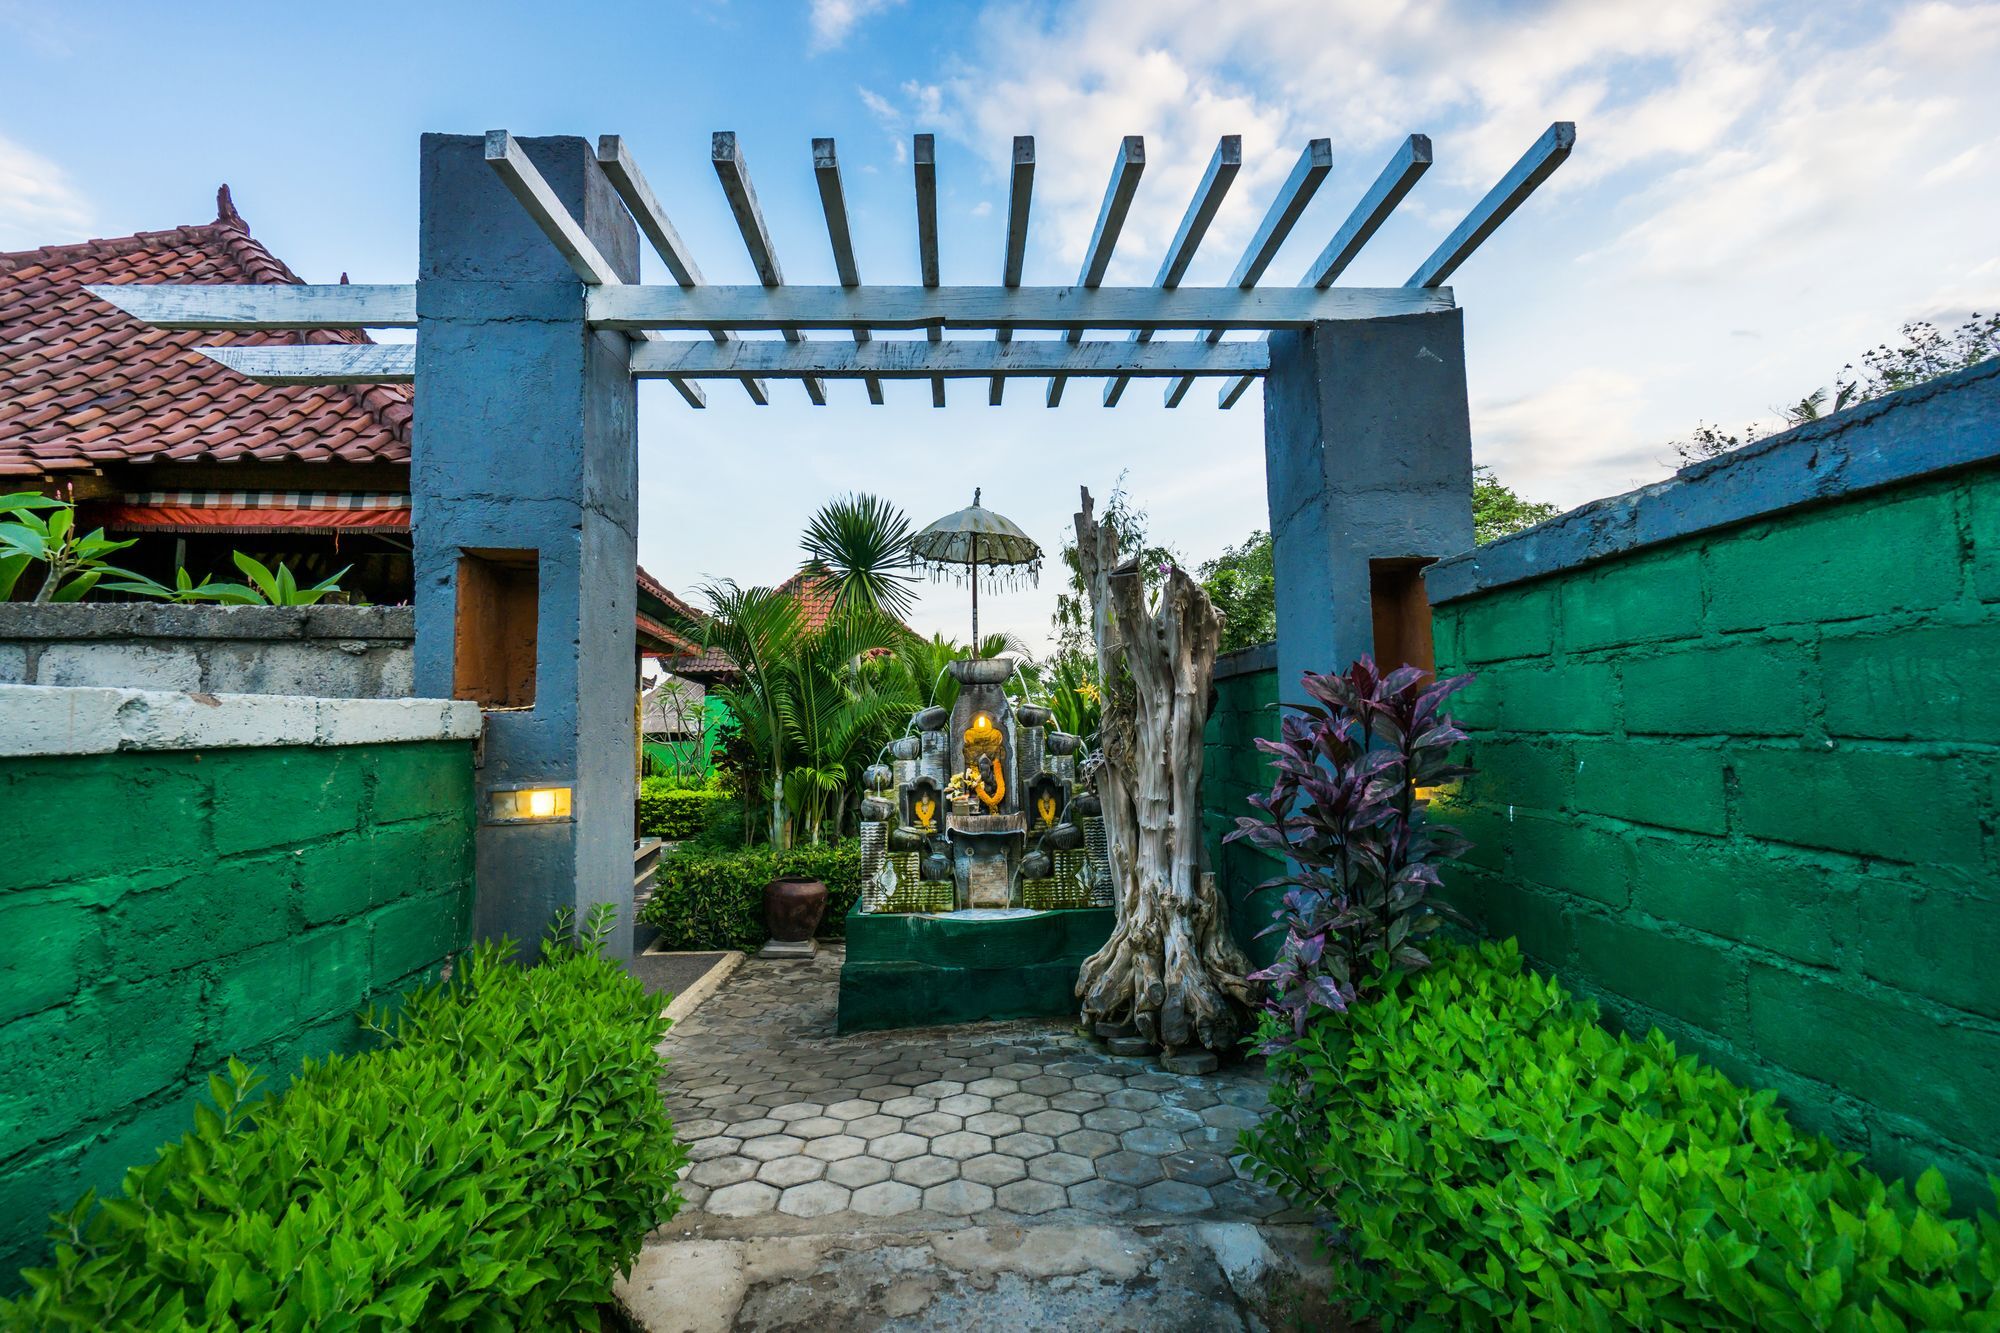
[837,906,1114,1032]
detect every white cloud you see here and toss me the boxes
[808,0,903,52]
[0,129,90,249]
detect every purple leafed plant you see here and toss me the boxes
[1224,657,1475,1047]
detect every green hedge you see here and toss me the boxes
[636,785,730,842]
[3,922,685,1330]
[638,841,862,952]
[1244,940,2000,1330]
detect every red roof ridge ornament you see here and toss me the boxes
[215,184,243,228]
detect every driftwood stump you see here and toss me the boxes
[1072,488,1254,1055]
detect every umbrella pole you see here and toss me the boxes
[970,533,979,651]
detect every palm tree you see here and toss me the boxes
[698,581,807,847]
[799,493,918,619]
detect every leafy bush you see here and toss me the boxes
[1243,939,2000,1329]
[4,913,685,1330]
[637,783,731,841]
[1226,658,1472,1041]
[639,840,862,951]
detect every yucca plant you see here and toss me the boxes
[799,492,917,619]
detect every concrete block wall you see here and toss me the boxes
[1425,359,2000,1206]
[0,685,480,1282]
[1202,644,1283,969]
[0,604,415,697]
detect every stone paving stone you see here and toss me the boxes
[789,1116,843,1139]
[1021,1109,1081,1137]
[1058,1129,1120,1159]
[936,1092,992,1117]
[1140,1180,1216,1214]
[994,1091,1043,1115]
[1049,1090,1106,1113]
[923,1179,995,1216]
[905,1111,963,1137]
[677,1118,726,1139]
[686,1136,742,1162]
[1119,1125,1184,1155]
[891,1155,959,1188]
[1106,1088,1163,1112]
[846,1113,901,1139]
[826,1098,878,1120]
[707,1181,780,1217]
[1081,1108,1142,1134]
[1067,1179,1139,1214]
[960,1153,1027,1186]
[966,1077,1019,1097]
[880,1095,935,1118]
[964,1110,1022,1137]
[995,1179,1067,1215]
[993,1130,1056,1159]
[1208,1177,1283,1217]
[741,1134,806,1162]
[827,1156,892,1188]
[850,1180,922,1216]
[868,1131,927,1162]
[723,1117,782,1139]
[1026,1152,1095,1186]
[757,1156,826,1188]
[1161,1150,1235,1187]
[930,1130,992,1161]
[1096,1150,1167,1187]
[1201,1104,1262,1131]
[778,1181,851,1218]
[689,1157,757,1188]
[804,1134,865,1162]
[915,1079,966,1098]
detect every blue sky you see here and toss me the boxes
[5,0,1998,648]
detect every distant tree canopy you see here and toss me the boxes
[1671,312,2000,465]
[1472,466,1560,545]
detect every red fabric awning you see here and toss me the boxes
[97,490,411,535]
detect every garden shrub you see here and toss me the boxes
[636,780,731,842]
[3,913,685,1330]
[639,840,862,951]
[1243,939,2000,1330]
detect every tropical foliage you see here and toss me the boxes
[638,841,864,951]
[1471,466,1560,543]
[1226,658,1474,1044]
[1242,939,2000,1330]
[1198,530,1275,652]
[799,491,919,619]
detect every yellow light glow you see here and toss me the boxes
[490,786,573,822]
[976,714,990,728]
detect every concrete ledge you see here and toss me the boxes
[1212,642,1276,681]
[0,603,413,641]
[1426,357,2000,604]
[0,684,481,757]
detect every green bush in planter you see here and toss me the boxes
[638,841,862,951]
[636,784,730,841]
[1243,939,2000,1330]
[3,911,685,1330]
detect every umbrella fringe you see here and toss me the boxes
[917,558,1043,592]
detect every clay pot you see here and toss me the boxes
[1045,732,1082,756]
[888,824,928,852]
[1014,704,1053,729]
[860,796,895,823]
[1070,792,1102,818]
[1019,850,1053,880]
[913,705,950,732]
[863,764,894,792]
[889,736,922,761]
[1041,822,1084,852]
[947,656,1016,685]
[763,876,828,944]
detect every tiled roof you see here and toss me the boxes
[776,569,841,632]
[0,186,412,479]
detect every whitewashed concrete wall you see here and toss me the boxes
[0,605,414,698]
[0,683,479,757]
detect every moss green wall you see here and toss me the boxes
[1433,465,2000,1205]
[0,741,475,1282]
[1202,663,1284,968]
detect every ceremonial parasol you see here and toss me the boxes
[911,488,1043,647]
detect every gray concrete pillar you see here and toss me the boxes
[1262,311,1475,698]
[413,134,639,958]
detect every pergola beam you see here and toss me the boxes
[713,131,826,404]
[992,135,1034,404]
[485,130,703,407]
[1166,137,1331,407]
[588,283,1450,331]
[1105,134,1239,406]
[1407,121,1575,289]
[812,138,883,403]
[629,339,1267,379]
[195,344,416,384]
[1216,133,1435,408]
[914,133,944,406]
[597,134,768,405]
[87,283,416,329]
[1051,135,1144,404]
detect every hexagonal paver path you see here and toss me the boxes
[655,944,1290,1234]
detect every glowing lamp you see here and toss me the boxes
[490,785,573,822]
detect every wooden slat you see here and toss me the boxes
[1164,138,1331,406]
[196,344,416,384]
[1050,135,1144,405]
[86,283,416,330]
[628,339,1267,379]
[992,135,1035,404]
[1105,134,1239,405]
[588,283,1451,331]
[1216,134,1435,408]
[812,137,883,404]
[914,133,944,406]
[713,131,826,404]
[1406,121,1575,289]
[597,134,767,405]
[486,131,701,406]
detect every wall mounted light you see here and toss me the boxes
[489,785,573,823]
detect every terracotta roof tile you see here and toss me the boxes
[0,185,411,479]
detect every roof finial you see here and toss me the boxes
[215,184,242,227]
[339,272,350,285]
[974,487,981,506]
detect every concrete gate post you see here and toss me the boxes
[413,134,640,958]
[1262,311,1476,698]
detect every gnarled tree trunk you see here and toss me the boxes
[1072,488,1253,1055]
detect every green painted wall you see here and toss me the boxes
[1433,464,2000,1206]
[0,741,475,1282]
[1202,661,1284,968]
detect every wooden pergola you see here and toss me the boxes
[92,122,1573,957]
